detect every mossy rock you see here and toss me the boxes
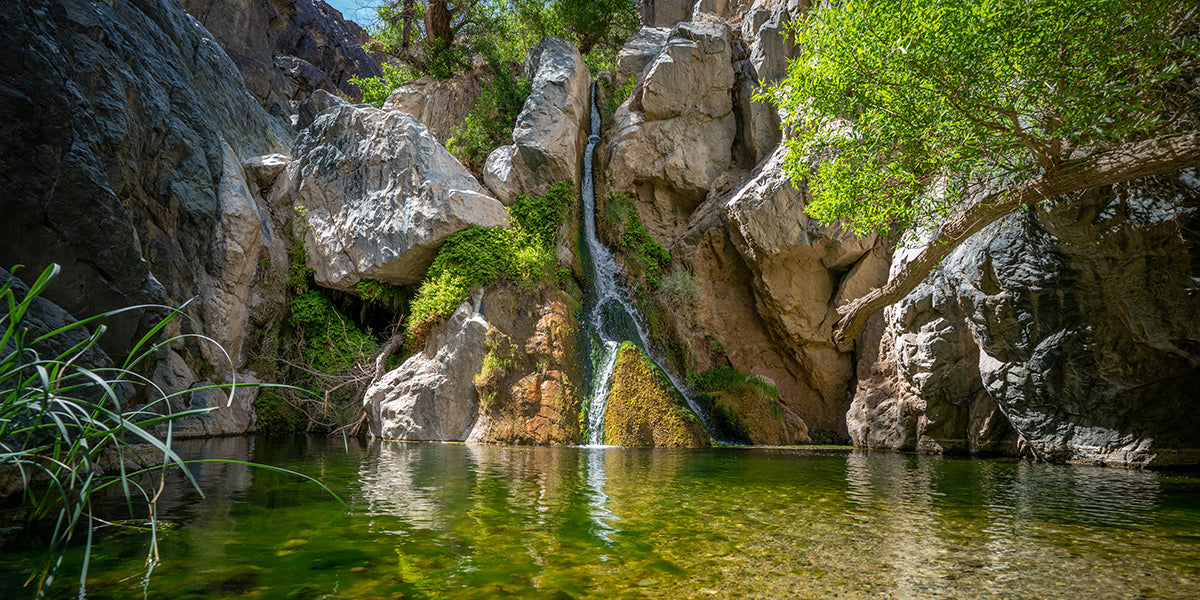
[603,342,709,447]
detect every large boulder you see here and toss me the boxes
[366,284,586,443]
[724,147,887,434]
[365,294,489,441]
[602,342,710,447]
[0,0,293,380]
[382,66,488,144]
[180,0,382,114]
[468,285,585,445]
[483,36,590,205]
[608,21,737,242]
[615,27,670,84]
[850,173,1200,466]
[272,104,510,290]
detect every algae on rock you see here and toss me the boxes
[602,342,709,447]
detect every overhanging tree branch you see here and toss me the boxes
[833,131,1200,343]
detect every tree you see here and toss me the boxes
[367,0,506,78]
[765,0,1200,343]
[550,0,639,54]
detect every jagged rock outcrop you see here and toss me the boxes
[468,285,584,445]
[615,27,670,84]
[851,174,1200,466]
[608,21,737,241]
[483,36,590,205]
[366,294,489,441]
[603,342,710,447]
[382,66,488,144]
[638,0,695,27]
[0,0,292,388]
[295,88,350,130]
[181,0,382,115]
[725,147,887,426]
[272,104,510,291]
[366,285,585,443]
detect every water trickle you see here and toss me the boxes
[578,82,710,445]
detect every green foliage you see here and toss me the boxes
[349,62,418,108]
[288,206,314,295]
[290,291,379,377]
[764,0,1198,238]
[355,279,412,315]
[366,0,639,80]
[446,56,532,173]
[614,195,670,288]
[690,366,778,400]
[0,264,340,598]
[657,268,700,322]
[599,74,636,120]
[407,182,575,339]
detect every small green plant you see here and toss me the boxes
[0,264,342,598]
[407,182,574,342]
[619,205,669,288]
[355,279,412,315]
[657,268,700,322]
[599,73,636,120]
[349,62,418,108]
[446,56,532,174]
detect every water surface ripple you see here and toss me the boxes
[3,437,1198,599]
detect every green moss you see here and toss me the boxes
[689,366,786,445]
[605,192,669,288]
[602,342,709,447]
[407,182,574,341]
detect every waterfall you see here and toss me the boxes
[579,82,710,446]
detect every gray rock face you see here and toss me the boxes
[638,0,695,27]
[483,36,590,205]
[851,173,1200,466]
[180,0,382,113]
[274,104,510,290]
[295,88,351,130]
[615,27,670,84]
[724,147,888,435]
[609,22,737,241]
[172,373,263,438]
[382,66,488,143]
[0,0,292,371]
[365,295,489,441]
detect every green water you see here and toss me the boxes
[3,437,1199,599]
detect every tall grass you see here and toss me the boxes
[0,264,341,598]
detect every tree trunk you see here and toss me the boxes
[833,131,1200,343]
[401,0,415,51]
[425,0,453,53]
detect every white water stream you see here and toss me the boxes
[579,82,710,445]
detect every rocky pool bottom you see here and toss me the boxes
[1,437,1198,599]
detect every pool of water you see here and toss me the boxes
[2,436,1198,599]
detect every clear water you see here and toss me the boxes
[3,436,1199,599]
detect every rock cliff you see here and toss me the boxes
[181,0,382,115]
[0,0,293,435]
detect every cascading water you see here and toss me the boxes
[579,82,710,445]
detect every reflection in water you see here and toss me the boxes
[4,439,1198,599]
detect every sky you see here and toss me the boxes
[322,0,376,27]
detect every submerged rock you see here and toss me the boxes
[483,36,590,205]
[273,104,510,290]
[603,342,710,447]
